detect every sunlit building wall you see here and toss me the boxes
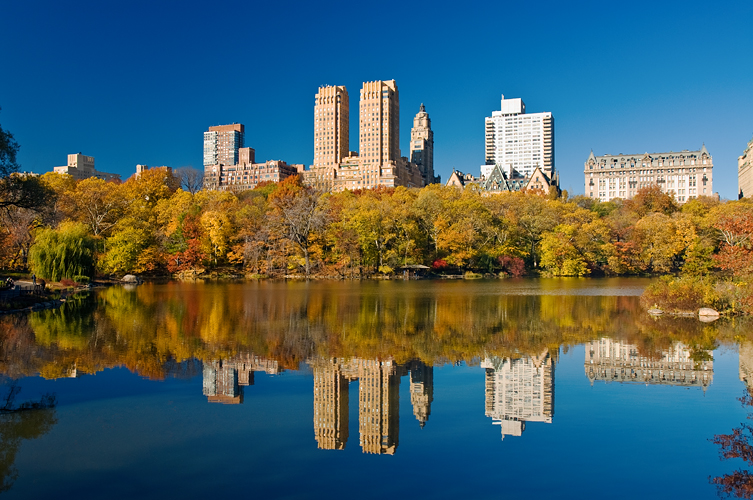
[584,146,713,203]
[739,135,753,199]
[203,123,244,167]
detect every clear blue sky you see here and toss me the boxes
[1,0,751,198]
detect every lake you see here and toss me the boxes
[1,278,752,499]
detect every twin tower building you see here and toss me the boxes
[309,80,439,191]
[202,80,437,192]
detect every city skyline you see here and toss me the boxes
[1,1,750,199]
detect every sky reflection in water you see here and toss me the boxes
[1,278,751,499]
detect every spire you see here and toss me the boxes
[701,143,709,155]
[419,103,425,113]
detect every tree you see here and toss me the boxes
[0,108,19,178]
[176,167,204,194]
[68,177,124,236]
[28,222,96,281]
[268,175,327,277]
[0,110,54,210]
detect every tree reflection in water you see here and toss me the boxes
[711,390,753,498]
[0,380,57,493]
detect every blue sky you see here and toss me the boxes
[1,0,751,198]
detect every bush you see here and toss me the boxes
[640,276,721,313]
[59,278,76,288]
[73,275,90,284]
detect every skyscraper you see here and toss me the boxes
[203,123,244,167]
[483,95,553,179]
[359,80,400,167]
[314,85,349,169]
[306,79,424,192]
[410,104,437,185]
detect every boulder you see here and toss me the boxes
[648,308,663,315]
[122,274,139,283]
[698,307,720,322]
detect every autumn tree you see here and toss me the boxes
[268,175,328,277]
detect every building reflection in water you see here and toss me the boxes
[739,342,753,392]
[310,357,433,454]
[585,339,713,388]
[481,350,554,440]
[202,354,281,404]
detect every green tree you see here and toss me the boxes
[28,222,96,281]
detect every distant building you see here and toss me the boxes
[584,146,713,203]
[410,104,439,185]
[313,85,350,169]
[483,95,554,180]
[135,164,173,178]
[584,338,713,388]
[304,81,425,192]
[53,153,121,182]
[445,164,558,195]
[739,135,753,199]
[481,351,554,440]
[203,124,244,167]
[203,146,303,191]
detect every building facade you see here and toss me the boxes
[53,153,121,182]
[584,146,713,203]
[739,135,753,199]
[410,104,438,185]
[203,146,303,191]
[204,123,244,167]
[314,85,349,169]
[483,95,554,180]
[305,81,426,193]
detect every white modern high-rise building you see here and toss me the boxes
[483,95,554,179]
[203,123,244,167]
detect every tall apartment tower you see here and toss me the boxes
[483,95,553,179]
[314,86,349,168]
[359,80,400,167]
[410,104,436,185]
[204,124,244,167]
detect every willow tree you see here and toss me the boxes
[28,222,96,281]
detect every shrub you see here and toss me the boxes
[59,278,76,288]
[498,255,526,277]
[73,275,90,284]
[640,276,721,313]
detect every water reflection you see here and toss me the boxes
[0,281,749,465]
[482,350,554,440]
[585,339,713,388]
[202,355,281,404]
[0,380,57,493]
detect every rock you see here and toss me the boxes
[699,307,720,322]
[648,308,663,315]
[122,274,139,283]
[699,307,720,317]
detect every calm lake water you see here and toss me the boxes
[2,278,753,499]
